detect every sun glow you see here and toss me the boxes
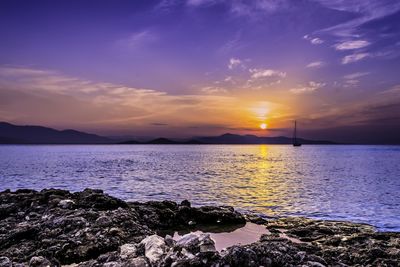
[260,123,267,130]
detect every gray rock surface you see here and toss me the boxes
[1,189,399,266]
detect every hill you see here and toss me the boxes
[0,122,112,144]
[121,133,335,145]
[0,122,336,145]
[197,133,335,144]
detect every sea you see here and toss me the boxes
[0,144,399,231]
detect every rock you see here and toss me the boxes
[96,215,112,226]
[164,235,175,247]
[1,189,400,267]
[180,200,191,207]
[103,261,121,267]
[199,234,216,253]
[120,244,137,259]
[306,261,326,267]
[29,256,51,267]
[123,257,149,267]
[175,232,216,254]
[176,233,201,253]
[140,235,166,264]
[0,257,12,267]
[58,199,75,209]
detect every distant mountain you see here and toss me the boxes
[0,122,112,144]
[197,133,335,144]
[121,133,335,145]
[120,138,203,145]
[1,122,335,145]
[146,138,179,144]
[119,139,141,144]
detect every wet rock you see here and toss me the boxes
[176,233,216,254]
[129,200,245,229]
[1,189,400,267]
[180,200,191,207]
[176,233,201,253]
[199,234,216,253]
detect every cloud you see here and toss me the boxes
[228,58,243,69]
[334,40,370,50]
[306,61,325,68]
[340,72,370,88]
[0,66,245,135]
[303,35,324,45]
[380,84,400,94]
[249,68,286,79]
[186,0,220,6]
[311,38,324,45]
[290,81,325,94]
[230,0,288,17]
[201,86,228,94]
[313,0,400,37]
[116,30,158,48]
[155,0,182,11]
[218,31,246,55]
[343,72,369,80]
[341,53,370,64]
[183,0,289,18]
[343,79,360,87]
[224,76,234,82]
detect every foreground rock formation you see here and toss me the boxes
[0,189,399,266]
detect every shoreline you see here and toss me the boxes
[1,189,399,266]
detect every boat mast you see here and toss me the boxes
[294,120,297,144]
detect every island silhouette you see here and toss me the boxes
[0,122,335,145]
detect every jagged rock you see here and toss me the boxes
[140,235,166,264]
[103,261,121,267]
[122,257,149,267]
[175,233,216,254]
[58,199,75,209]
[0,257,12,267]
[164,235,175,247]
[1,189,399,267]
[120,244,137,260]
[96,215,113,226]
[29,256,51,267]
[199,234,216,253]
[176,233,201,253]
[180,200,191,208]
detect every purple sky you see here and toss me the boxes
[0,0,400,143]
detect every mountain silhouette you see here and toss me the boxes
[197,133,335,144]
[122,133,335,145]
[1,122,336,145]
[0,122,111,144]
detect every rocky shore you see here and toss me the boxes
[0,189,399,267]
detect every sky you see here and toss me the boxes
[0,0,400,143]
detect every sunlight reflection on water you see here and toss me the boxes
[0,144,400,231]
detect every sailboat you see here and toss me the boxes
[293,120,302,147]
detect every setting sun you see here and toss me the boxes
[260,123,268,130]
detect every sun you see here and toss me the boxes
[260,123,268,130]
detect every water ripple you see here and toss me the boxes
[0,144,399,231]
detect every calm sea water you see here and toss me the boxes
[0,145,399,231]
